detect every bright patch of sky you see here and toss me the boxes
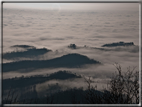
[3,3,139,11]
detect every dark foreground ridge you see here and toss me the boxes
[102,41,134,47]
[3,53,101,72]
[3,87,104,104]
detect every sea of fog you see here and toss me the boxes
[2,8,140,100]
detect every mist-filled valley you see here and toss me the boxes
[2,5,140,104]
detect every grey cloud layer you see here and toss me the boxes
[3,9,139,52]
[2,8,139,96]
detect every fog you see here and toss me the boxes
[2,3,139,103]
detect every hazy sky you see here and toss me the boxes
[3,3,139,11]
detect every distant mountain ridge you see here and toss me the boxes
[102,41,134,47]
[3,48,52,59]
[3,53,101,72]
[11,45,35,49]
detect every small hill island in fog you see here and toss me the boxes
[102,41,134,47]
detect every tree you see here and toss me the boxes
[84,63,139,104]
[107,63,139,104]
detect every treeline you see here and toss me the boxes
[3,70,81,89]
[3,64,139,104]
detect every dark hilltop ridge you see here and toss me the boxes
[68,44,77,49]
[68,44,89,49]
[102,41,134,47]
[3,53,101,72]
[3,70,81,90]
[3,47,52,59]
[11,45,36,49]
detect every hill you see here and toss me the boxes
[3,53,101,72]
